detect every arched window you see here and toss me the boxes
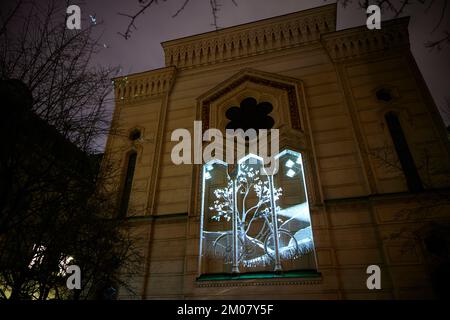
[384,112,423,192]
[119,151,137,217]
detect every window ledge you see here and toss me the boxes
[196,270,321,287]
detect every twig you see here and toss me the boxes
[210,0,219,29]
[172,0,190,18]
[119,0,239,39]
[117,0,157,40]
[425,30,450,50]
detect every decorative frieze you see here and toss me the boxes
[162,4,336,69]
[113,66,177,104]
[322,17,410,62]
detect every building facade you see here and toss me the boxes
[104,4,450,299]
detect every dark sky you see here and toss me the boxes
[81,0,450,125]
[2,0,448,126]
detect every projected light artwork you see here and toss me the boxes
[200,150,317,274]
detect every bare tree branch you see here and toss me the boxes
[118,0,158,40]
[119,0,239,39]
[0,0,140,300]
[425,30,450,50]
[172,0,190,18]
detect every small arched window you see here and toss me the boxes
[384,112,423,192]
[119,151,137,217]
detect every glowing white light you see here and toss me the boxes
[89,14,97,25]
[28,245,46,269]
[59,256,74,276]
[200,151,317,272]
[285,159,294,168]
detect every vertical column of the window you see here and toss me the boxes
[119,151,137,217]
[384,112,423,192]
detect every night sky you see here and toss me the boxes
[83,1,449,122]
[3,0,450,127]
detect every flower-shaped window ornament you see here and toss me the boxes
[225,97,275,131]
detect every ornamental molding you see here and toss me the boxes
[321,17,410,62]
[162,4,336,69]
[196,277,322,288]
[113,66,177,104]
[197,68,304,133]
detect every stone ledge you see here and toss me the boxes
[196,270,322,287]
[161,4,336,69]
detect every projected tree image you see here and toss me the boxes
[200,151,316,274]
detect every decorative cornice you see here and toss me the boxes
[321,17,410,62]
[113,66,177,104]
[162,4,336,69]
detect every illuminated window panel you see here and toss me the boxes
[200,150,317,275]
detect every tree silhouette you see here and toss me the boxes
[0,0,140,300]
